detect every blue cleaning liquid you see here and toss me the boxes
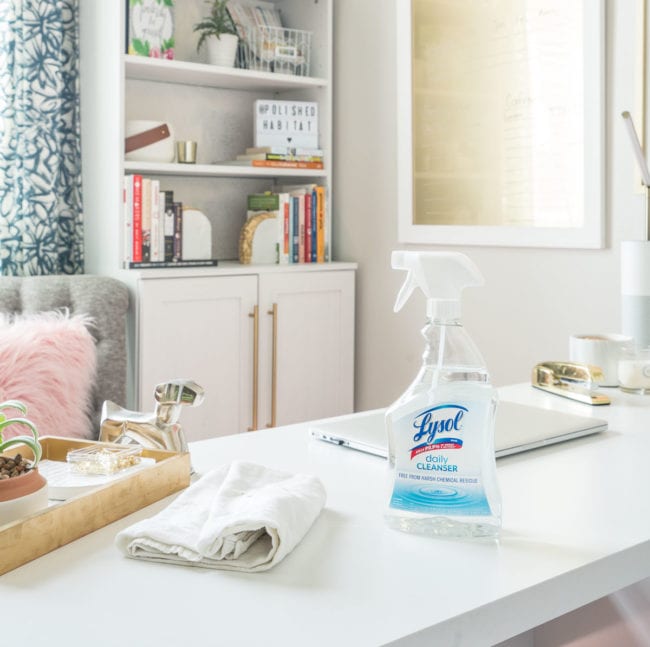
[385,352,502,539]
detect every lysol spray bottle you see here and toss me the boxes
[385,251,501,538]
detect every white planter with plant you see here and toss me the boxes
[0,400,47,526]
[194,0,239,68]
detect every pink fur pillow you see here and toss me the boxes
[0,311,97,440]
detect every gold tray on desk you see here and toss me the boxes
[0,436,191,576]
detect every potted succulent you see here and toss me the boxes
[0,400,47,525]
[194,0,239,67]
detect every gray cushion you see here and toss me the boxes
[0,275,129,438]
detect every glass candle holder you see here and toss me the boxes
[618,348,650,394]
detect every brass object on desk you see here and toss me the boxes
[99,379,205,453]
[532,361,611,406]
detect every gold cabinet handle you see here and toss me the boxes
[266,303,278,428]
[248,305,259,431]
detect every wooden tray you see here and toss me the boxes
[0,437,191,576]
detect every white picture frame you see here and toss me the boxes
[397,0,605,249]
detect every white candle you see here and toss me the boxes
[618,358,650,391]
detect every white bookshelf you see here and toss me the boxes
[124,54,327,91]
[79,1,354,431]
[80,0,333,271]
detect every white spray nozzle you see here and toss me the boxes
[392,251,484,318]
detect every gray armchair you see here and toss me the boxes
[0,275,129,438]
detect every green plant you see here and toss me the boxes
[0,400,42,467]
[194,0,238,52]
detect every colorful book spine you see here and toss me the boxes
[237,153,324,163]
[297,194,305,263]
[132,174,143,263]
[291,196,300,263]
[316,185,325,263]
[246,146,324,156]
[279,192,290,265]
[311,187,318,262]
[123,176,132,266]
[304,192,312,263]
[150,180,161,262]
[287,196,294,264]
[324,185,331,262]
[129,259,219,269]
[172,202,183,262]
[247,160,324,169]
[163,191,174,262]
[157,191,166,261]
[141,178,152,262]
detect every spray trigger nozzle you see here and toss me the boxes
[394,270,418,313]
[391,250,484,318]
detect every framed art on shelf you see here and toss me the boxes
[127,0,175,59]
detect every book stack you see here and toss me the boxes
[247,184,329,264]
[232,146,324,170]
[123,174,217,269]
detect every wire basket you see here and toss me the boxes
[238,25,312,77]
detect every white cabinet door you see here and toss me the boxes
[138,275,257,441]
[258,270,355,428]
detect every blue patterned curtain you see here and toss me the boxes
[0,0,83,275]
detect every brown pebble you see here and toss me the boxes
[0,453,32,479]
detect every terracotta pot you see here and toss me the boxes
[0,467,48,526]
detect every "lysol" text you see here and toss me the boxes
[412,405,467,444]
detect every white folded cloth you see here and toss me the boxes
[115,460,326,572]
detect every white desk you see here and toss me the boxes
[2,384,650,646]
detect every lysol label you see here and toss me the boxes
[389,400,491,516]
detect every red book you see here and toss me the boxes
[132,174,143,263]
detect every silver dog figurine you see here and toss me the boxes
[99,379,205,453]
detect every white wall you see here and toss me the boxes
[334,0,647,412]
[334,0,650,644]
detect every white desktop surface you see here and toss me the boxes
[2,384,650,646]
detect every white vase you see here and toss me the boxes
[206,34,238,67]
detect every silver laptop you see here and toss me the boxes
[309,401,608,459]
